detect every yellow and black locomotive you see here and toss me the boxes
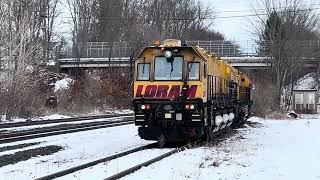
[133,39,252,143]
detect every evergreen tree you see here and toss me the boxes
[258,11,284,56]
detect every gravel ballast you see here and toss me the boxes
[0,145,64,167]
[0,142,41,153]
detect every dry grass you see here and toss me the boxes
[56,70,131,115]
[1,69,132,119]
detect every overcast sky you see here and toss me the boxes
[206,0,319,49]
[206,0,257,43]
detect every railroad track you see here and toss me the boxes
[105,146,188,180]
[36,143,186,180]
[103,129,234,180]
[0,117,134,144]
[33,123,240,179]
[0,114,133,129]
[36,141,200,180]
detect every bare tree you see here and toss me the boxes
[0,0,61,120]
[66,0,216,44]
[66,0,98,43]
[136,0,214,40]
[253,0,320,110]
[40,0,60,61]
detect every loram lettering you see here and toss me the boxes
[136,85,198,98]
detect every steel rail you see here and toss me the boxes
[35,143,157,180]
[104,146,187,180]
[0,114,133,129]
[0,117,133,138]
[0,118,134,144]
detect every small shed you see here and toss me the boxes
[293,89,318,114]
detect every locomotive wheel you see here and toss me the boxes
[157,134,166,148]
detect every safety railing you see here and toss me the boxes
[59,40,320,59]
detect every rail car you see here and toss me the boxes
[133,39,252,144]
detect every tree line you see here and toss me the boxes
[0,0,227,119]
[66,0,227,57]
[0,0,319,119]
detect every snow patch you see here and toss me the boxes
[39,114,72,120]
[54,78,73,92]
[0,114,72,124]
[108,109,134,115]
[294,73,317,90]
[47,60,56,66]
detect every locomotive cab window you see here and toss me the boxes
[137,63,150,80]
[188,62,200,80]
[154,57,183,80]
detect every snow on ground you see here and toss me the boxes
[0,109,133,124]
[0,114,72,124]
[39,114,72,120]
[0,124,152,180]
[122,116,320,180]
[110,109,134,115]
[2,115,320,180]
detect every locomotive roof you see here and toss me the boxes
[134,45,209,62]
[134,42,252,84]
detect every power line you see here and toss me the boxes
[1,4,319,21]
[57,7,320,21]
[213,3,320,14]
[215,7,320,19]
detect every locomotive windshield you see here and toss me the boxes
[154,57,183,80]
[137,63,150,80]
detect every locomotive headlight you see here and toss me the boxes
[140,104,151,110]
[164,50,172,58]
[145,104,151,110]
[190,104,195,110]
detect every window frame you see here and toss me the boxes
[136,63,151,81]
[187,62,200,81]
[153,56,184,81]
